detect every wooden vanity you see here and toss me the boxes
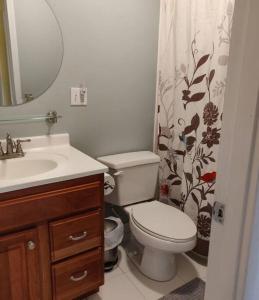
[0,174,104,300]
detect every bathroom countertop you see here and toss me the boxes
[0,133,108,194]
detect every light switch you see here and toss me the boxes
[70,87,87,106]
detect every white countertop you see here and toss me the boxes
[0,133,108,194]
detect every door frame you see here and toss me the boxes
[205,0,259,299]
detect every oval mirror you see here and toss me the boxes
[0,0,63,106]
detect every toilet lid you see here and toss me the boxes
[131,201,197,242]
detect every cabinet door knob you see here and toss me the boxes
[27,241,36,250]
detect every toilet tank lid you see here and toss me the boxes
[97,151,160,169]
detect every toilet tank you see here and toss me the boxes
[98,151,160,206]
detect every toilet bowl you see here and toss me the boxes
[98,151,197,282]
[126,201,197,281]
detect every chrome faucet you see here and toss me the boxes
[6,133,14,155]
[0,133,31,160]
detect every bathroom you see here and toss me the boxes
[0,0,258,299]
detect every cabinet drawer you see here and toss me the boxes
[50,211,102,262]
[0,179,102,233]
[52,248,103,300]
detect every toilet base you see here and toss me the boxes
[140,247,177,281]
[125,237,177,282]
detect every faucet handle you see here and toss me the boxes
[17,139,31,143]
[15,139,31,155]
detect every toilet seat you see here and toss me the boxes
[128,201,197,281]
[130,201,197,243]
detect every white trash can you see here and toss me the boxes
[104,217,124,272]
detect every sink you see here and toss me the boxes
[0,152,67,181]
[0,133,108,194]
[0,159,58,180]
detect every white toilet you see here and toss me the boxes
[98,151,197,282]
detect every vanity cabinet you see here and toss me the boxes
[0,174,104,300]
[0,229,41,299]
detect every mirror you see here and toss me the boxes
[0,0,63,106]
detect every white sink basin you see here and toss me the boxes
[0,152,67,181]
[0,158,58,180]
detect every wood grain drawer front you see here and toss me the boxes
[0,181,102,233]
[50,211,102,262]
[52,248,103,300]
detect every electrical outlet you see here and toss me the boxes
[70,87,87,106]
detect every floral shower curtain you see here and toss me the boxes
[154,0,235,257]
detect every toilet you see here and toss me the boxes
[98,151,197,282]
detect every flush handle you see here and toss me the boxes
[114,171,124,176]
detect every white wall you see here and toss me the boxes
[244,175,259,300]
[0,0,160,157]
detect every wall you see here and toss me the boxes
[0,0,160,157]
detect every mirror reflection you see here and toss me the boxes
[0,0,63,106]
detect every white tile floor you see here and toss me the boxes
[88,247,207,300]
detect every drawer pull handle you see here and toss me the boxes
[69,231,87,241]
[70,270,88,282]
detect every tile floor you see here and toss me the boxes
[88,247,207,300]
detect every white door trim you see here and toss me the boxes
[238,101,259,300]
[205,0,259,299]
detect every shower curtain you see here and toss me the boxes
[154,0,235,257]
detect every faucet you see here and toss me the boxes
[6,133,14,155]
[0,133,31,160]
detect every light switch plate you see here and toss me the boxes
[70,87,87,106]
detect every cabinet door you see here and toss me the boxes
[0,229,41,300]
